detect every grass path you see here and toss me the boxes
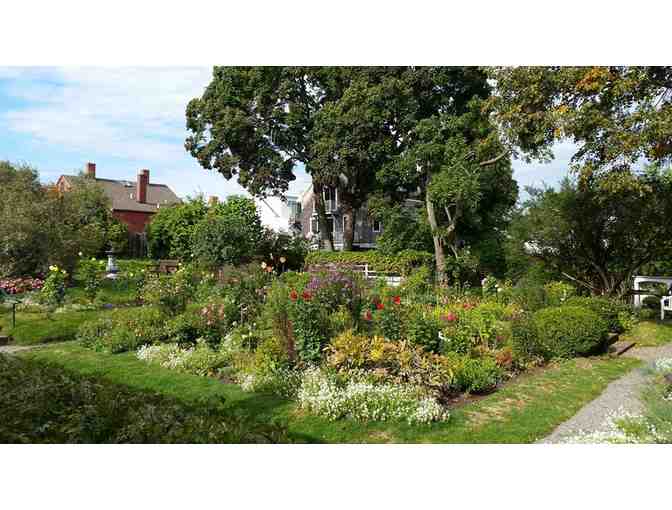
[21,344,638,443]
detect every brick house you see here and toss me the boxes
[56,162,181,253]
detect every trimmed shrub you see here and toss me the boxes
[531,305,608,359]
[305,249,433,276]
[510,314,541,362]
[564,296,635,334]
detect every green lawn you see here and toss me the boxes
[21,344,640,443]
[0,309,112,345]
[621,319,672,347]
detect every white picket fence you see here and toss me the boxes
[307,263,404,287]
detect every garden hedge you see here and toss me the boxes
[304,249,433,275]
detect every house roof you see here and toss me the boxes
[59,175,181,213]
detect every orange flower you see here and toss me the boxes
[289,290,298,301]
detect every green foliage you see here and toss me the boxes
[563,296,635,334]
[77,258,103,303]
[140,267,195,316]
[527,305,608,360]
[191,196,263,268]
[147,197,208,260]
[0,162,123,277]
[0,354,285,443]
[510,315,540,363]
[305,249,433,276]
[400,266,434,297]
[258,230,309,272]
[406,310,442,353]
[39,266,68,308]
[368,199,433,256]
[372,300,405,341]
[455,357,503,394]
[77,307,167,354]
[506,171,672,296]
[509,279,547,312]
[544,281,577,306]
[290,293,330,364]
[491,66,672,176]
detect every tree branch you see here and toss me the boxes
[479,150,510,167]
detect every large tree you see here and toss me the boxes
[507,167,672,296]
[310,69,401,250]
[376,67,514,282]
[490,66,672,178]
[186,67,366,251]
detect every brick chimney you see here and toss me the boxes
[84,162,96,178]
[137,169,149,203]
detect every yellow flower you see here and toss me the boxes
[78,251,83,257]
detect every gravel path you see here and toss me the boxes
[540,342,672,443]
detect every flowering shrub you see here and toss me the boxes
[405,308,442,353]
[297,367,449,424]
[77,307,167,353]
[140,266,195,316]
[39,266,68,307]
[77,258,103,303]
[0,276,44,295]
[289,289,330,364]
[136,340,230,377]
[371,295,405,340]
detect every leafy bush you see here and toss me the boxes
[406,309,442,353]
[140,266,195,316]
[544,281,576,306]
[305,249,433,276]
[455,357,503,394]
[372,298,405,340]
[525,305,608,360]
[191,196,264,268]
[39,265,68,308]
[400,266,434,297]
[147,197,209,260]
[76,258,103,303]
[439,305,503,354]
[239,336,300,398]
[77,307,167,353]
[297,367,450,424]
[509,279,547,312]
[564,296,635,334]
[510,314,541,362]
[290,290,330,364]
[136,340,230,377]
[325,331,457,391]
[0,354,286,443]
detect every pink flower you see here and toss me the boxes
[364,310,372,321]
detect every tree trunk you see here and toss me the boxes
[342,203,356,251]
[426,192,446,284]
[313,181,334,251]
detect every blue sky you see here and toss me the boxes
[0,67,573,199]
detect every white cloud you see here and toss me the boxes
[0,66,571,200]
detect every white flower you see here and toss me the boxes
[78,252,83,257]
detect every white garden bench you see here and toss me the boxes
[662,295,672,320]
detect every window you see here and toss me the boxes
[342,216,346,232]
[373,219,381,233]
[311,215,335,234]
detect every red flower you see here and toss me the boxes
[462,302,474,310]
[364,310,372,321]
[302,290,312,301]
[376,302,384,310]
[392,296,401,305]
[442,312,458,323]
[289,290,298,301]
